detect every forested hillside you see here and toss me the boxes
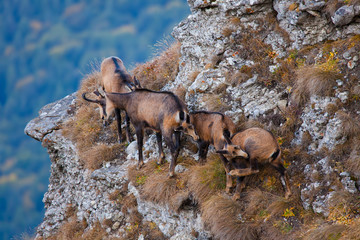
[0,0,189,239]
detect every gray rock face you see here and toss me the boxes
[25,93,77,141]
[331,5,355,26]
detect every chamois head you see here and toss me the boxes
[82,91,108,125]
[216,144,248,158]
[175,111,199,141]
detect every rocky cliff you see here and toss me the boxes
[26,0,360,239]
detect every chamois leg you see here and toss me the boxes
[198,141,209,165]
[114,108,123,143]
[135,127,144,170]
[125,113,133,143]
[219,154,233,193]
[272,163,292,199]
[156,132,165,165]
[249,157,260,174]
[233,176,246,201]
[167,131,181,178]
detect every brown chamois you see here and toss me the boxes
[83,56,140,143]
[190,111,247,164]
[217,127,291,200]
[87,88,199,177]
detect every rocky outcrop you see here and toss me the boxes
[26,0,360,239]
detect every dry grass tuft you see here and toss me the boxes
[236,118,264,132]
[345,145,360,177]
[301,130,312,149]
[77,71,101,100]
[225,68,252,87]
[132,41,181,90]
[230,17,241,26]
[82,221,107,240]
[222,27,233,38]
[186,154,226,203]
[324,0,344,18]
[203,94,231,112]
[62,98,102,150]
[49,217,88,240]
[243,188,294,220]
[337,111,360,139]
[302,224,347,240]
[292,57,342,106]
[142,170,177,202]
[326,102,339,116]
[62,72,123,171]
[127,160,163,187]
[80,143,121,171]
[342,218,360,239]
[128,158,192,211]
[188,70,200,82]
[327,189,360,224]
[141,221,167,240]
[201,195,259,240]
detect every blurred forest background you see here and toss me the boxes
[0,0,189,239]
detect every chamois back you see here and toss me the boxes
[104,88,198,176]
[191,111,235,150]
[100,56,134,93]
[105,89,188,132]
[231,127,279,163]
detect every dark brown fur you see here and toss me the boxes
[104,89,198,176]
[190,111,239,164]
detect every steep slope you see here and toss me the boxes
[26,0,360,239]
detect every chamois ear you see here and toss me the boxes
[216,150,229,154]
[134,76,141,89]
[125,81,135,91]
[93,90,101,97]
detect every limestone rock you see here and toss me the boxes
[331,5,355,26]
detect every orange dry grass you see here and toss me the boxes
[132,41,181,90]
[79,143,121,171]
[186,154,226,203]
[77,71,101,100]
[301,224,347,240]
[48,217,88,240]
[201,195,259,240]
[292,63,341,106]
[128,158,191,211]
[62,72,122,171]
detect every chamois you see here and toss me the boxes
[85,88,199,177]
[84,56,140,143]
[217,127,291,200]
[190,111,247,164]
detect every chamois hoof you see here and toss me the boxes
[157,158,165,165]
[232,193,241,201]
[126,136,134,143]
[285,191,292,199]
[168,171,175,178]
[137,162,144,170]
[199,159,206,165]
[225,186,233,194]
